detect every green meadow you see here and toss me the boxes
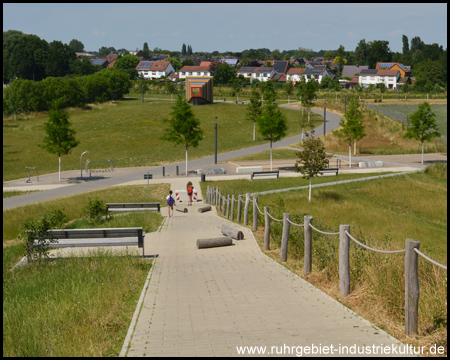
[3,99,322,181]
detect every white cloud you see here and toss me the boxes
[91,30,106,37]
[388,29,404,37]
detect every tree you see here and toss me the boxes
[45,40,76,78]
[213,63,236,85]
[403,102,441,164]
[256,91,288,171]
[39,101,79,182]
[402,35,409,56]
[143,42,149,51]
[283,80,294,103]
[295,127,331,202]
[332,96,365,166]
[181,43,187,55]
[69,39,84,52]
[246,89,262,141]
[114,53,140,79]
[324,50,335,60]
[161,94,204,175]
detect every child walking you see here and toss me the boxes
[166,190,175,217]
[187,181,193,206]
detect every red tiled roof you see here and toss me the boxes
[376,70,399,77]
[287,68,306,74]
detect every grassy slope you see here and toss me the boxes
[3,99,322,181]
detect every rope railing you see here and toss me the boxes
[286,218,304,227]
[414,248,448,271]
[309,223,338,235]
[206,185,446,337]
[345,230,406,254]
[253,198,265,215]
[267,212,283,222]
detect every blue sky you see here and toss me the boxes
[3,3,447,54]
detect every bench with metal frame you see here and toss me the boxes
[106,203,161,213]
[319,168,339,176]
[251,171,280,180]
[33,227,145,255]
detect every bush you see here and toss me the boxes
[83,198,107,224]
[18,209,67,263]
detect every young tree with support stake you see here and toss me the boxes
[403,102,441,164]
[161,94,204,175]
[256,91,288,171]
[332,96,365,168]
[295,126,331,202]
[40,100,79,182]
[246,89,262,141]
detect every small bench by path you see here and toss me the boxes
[251,170,280,180]
[33,227,145,256]
[319,168,339,176]
[106,203,160,213]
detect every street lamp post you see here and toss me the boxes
[344,93,347,114]
[323,102,326,137]
[214,117,218,164]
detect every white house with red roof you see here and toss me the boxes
[136,60,175,79]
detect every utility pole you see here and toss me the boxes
[214,117,218,164]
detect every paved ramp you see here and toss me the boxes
[125,184,404,357]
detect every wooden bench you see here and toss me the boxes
[106,202,160,213]
[251,171,280,180]
[319,168,339,176]
[33,227,145,255]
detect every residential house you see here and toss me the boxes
[273,60,290,74]
[102,53,119,64]
[237,67,257,79]
[219,58,239,67]
[75,52,96,60]
[178,65,213,79]
[91,59,109,68]
[341,65,369,79]
[358,69,401,89]
[291,58,307,66]
[286,68,306,83]
[375,62,411,77]
[136,60,175,79]
[251,67,277,82]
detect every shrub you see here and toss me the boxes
[83,198,107,224]
[18,209,66,263]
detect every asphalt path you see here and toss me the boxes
[3,106,342,210]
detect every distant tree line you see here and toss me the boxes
[4,29,446,94]
[3,67,131,115]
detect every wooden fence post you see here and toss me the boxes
[226,194,230,218]
[231,195,235,221]
[237,195,243,223]
[405,238,420,335]
[280,213,290,262]
[264,206,270,250]
[339,224,350,297]
[304,215,313,275]
[244,193,250,225]
[222,196,226,215]
[253,196,258,231]
[217,191,221,209]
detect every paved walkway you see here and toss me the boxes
[123,180,404,357]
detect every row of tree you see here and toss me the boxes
[3,68,131,115]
